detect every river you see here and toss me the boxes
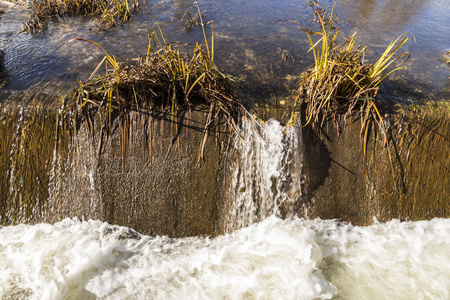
[0,0,449,299]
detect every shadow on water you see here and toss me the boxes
[0,49,8,88]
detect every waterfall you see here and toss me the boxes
[5,107,26,223]
[225,117,307,231]
[46,123,103,223]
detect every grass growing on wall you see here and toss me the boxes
[281,1,409,151]
[278,0,410,190]
[72,3,245,165]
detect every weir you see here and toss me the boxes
[0,0,449,233]
[1,99,448,236]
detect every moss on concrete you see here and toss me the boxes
[0,93,448,235]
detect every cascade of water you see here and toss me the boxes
[5,107,26,223]
[46,122,102,223]
[225,118,306,231]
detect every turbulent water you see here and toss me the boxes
[226,118,306,231]
[0,216,448,299]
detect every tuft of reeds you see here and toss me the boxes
[72,4,244,165]
[93,0,139,30]
[182,12,200,32]
[23,0,139,33]
[281,1,409,152]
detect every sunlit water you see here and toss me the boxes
[0,0,449,100]
[1,216,448,299]
[226,118,306,231]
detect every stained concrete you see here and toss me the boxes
[0,97,448,236]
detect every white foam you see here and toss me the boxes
[1,217,448,299]
[226,118,305,231]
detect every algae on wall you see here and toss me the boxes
[301,101,449,225]
[0,108,58,224]
[369,102,449,221]
[0,93,449,235]
[0,93,102,225]
[0,96,229,237]
[95,109,229,237]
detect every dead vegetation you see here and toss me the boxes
[71,6,246,166]
[23,0,139,33]
[281,1,409,159]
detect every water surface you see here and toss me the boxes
[0,0,449,103]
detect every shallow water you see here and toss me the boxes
[0,0,449,102]
[0,216,448,299]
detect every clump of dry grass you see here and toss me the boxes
[445,51,450,64]
[281,1,409,157]
[23,0,138,33]
[72,6,245,165]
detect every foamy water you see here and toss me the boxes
[1,217,448,299]
[226,118,306,231]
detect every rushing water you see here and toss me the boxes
[1,216,449,299]
[226,118,306,231]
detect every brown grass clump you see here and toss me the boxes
[72,9,245,165]
[281,1,409,149]
[23,0,138,33]
[279,1,411,188]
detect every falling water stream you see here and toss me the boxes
[225,118,306,231]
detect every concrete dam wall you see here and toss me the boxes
[0,100,448,237]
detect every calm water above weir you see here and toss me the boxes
[0,0,449,102]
